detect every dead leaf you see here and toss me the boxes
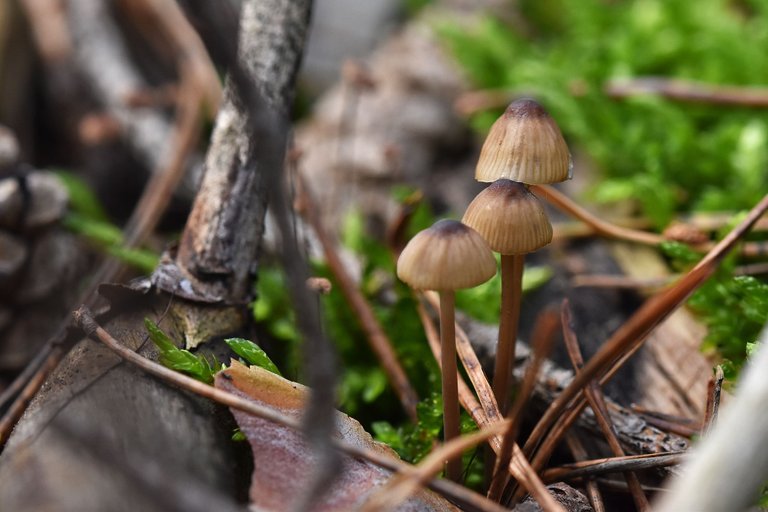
[215,362,458,512]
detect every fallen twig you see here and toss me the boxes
[295,173,419,422]
[560,300,649,511]
[531,185,665,246]
[360,423,510,512]
[606,77,768,108]
[564,434,606,512]
[542,452,685,483]
[536,185,768,257]
[523,194,768,473]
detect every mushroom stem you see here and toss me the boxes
[493,253,524,414]
[439,290,462,482]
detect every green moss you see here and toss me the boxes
[438,0,768,227]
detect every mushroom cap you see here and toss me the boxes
[462,179,552,254]
[396,219,496,291]
[475,99,571,184]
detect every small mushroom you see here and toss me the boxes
[462,179,552,412]
[475,98,571,185]
[397,219,496,481]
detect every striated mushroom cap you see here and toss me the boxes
[462,179,553,255]
[475,99,571,184]
[397,219,496,291]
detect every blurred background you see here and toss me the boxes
[1,0,768,476]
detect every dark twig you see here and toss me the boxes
[703,365,725,435]
[542,452,685,483]
[560,300,650,511]
[629,408,700,438]
[565,434,606,512]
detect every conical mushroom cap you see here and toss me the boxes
[475,99,571,184]
[462,179,552,255]
[397,219,496,291]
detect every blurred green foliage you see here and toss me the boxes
[57,171,159,273]
[662,241,768,377]
[438,0,768,227]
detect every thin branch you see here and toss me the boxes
[70,306,503,512]
[564,434,606,512]
[531,185,665,246]
[295,174,419,422]
[360,423,510,512]
[535,185,768,257]
[561,300,649,511]
[605,77,768,108]
[542,452,685,483]
[702,365,725,436]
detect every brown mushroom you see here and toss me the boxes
[475,98,571,185]
[463,179,552,412]
[397,219,496,481]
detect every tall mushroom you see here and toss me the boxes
[462,179,552,412]
[397,219,496,481]
[470,98,571,412]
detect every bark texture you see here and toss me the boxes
[170,0,311,303]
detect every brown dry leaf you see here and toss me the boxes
[215,362,458,512]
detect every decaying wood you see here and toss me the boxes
[0,300,243,512]
[165,0,309,304]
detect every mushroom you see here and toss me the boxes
[469,98,570,412]
[462,179,552,412]
[396,219,496,481]
[475,98,571,185]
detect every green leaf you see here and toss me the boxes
[144,318,216,384]
[225,338,282,376]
